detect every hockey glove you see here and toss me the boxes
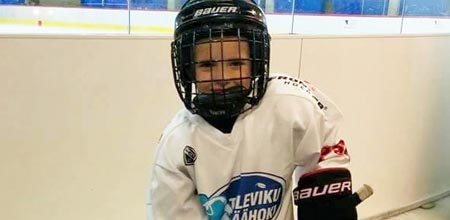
[293,168,358,220]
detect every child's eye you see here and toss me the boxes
[229,60,245,67]
[198,61,214,68]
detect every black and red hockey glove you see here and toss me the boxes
[293,168,360,220]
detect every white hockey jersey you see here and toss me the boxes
[148,73,351,220]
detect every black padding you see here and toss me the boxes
[293,168,357,220]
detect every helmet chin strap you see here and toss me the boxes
[193,86,250,120]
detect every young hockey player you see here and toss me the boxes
[149,0,364,219]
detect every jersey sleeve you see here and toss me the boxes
[264,74,349,170]
[148,121,206,220]
[291,83,356,220]
[148,163,205,220]
[293,82,350,174]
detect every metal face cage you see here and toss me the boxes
[171,25,270,119]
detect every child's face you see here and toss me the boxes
[194,36,251,94]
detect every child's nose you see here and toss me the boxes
[211,63,234,80]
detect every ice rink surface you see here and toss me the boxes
[382,195,450,220]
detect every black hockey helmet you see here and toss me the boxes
[171,0,271,120]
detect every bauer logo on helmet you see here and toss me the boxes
[193,6,239,17]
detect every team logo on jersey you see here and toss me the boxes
[199,172,286,220]
[183,146,197,166]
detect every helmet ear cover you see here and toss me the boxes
[171,0,271,119]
